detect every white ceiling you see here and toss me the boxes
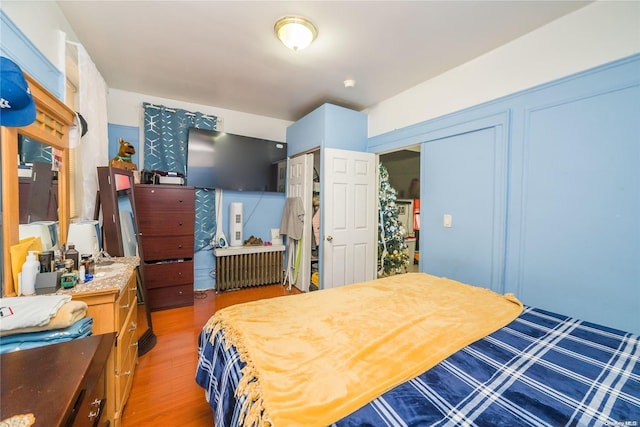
[56,1,591,122]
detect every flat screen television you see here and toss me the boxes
[186,128,287,192]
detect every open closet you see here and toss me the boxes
[285,104,376,292]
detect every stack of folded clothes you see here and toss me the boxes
[0,295,92,353]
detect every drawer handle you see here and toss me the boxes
[179,222,183,226]
[129,286,137,291]
[120,303,130,309]
[91,398,102,407]
[132,341,139,348]
[178,244,183,249]
[121,370,132,376]
[178,199,183,203]
[178,291,183,295]
[128,322,138,332]
[89,410,100,420]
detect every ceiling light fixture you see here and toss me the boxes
[274,15,318,51]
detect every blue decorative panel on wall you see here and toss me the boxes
[368,54,640,334]
[422,121,507,293]
[514,84,640,331]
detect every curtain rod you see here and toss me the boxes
[144,103,216,120]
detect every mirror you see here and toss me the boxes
[97,167,157,356]
[18,137,61,254]
[2,73,75,297]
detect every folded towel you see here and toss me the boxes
[0,295,71,332]
[0,301,88,337]
[0,317,93,353]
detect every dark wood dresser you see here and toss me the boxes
[1,333,115,427]
[134,184,195,310]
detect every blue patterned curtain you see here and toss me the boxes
[143,102,217,250]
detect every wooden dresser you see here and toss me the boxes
[62,257,139,427]
[1,333,115,427]
[133,184,195,310]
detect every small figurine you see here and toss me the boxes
[110,138,137,171]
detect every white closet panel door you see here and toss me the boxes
[287,154,313,292]
[323,148,376,288]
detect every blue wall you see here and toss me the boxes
[287,103,368,155]
[0,11,63,99]
[421,113,508,292]
[107,124,140,168]
[368,55,640,334]
[193,190,287,290]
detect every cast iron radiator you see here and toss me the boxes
[214,245,285,291]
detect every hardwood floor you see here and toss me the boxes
[122,284,300,426]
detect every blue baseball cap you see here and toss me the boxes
[0,56,36,127]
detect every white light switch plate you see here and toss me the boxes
[443,214,452,228]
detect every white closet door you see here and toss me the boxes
[287,153,313,292]
[323,148,376,289]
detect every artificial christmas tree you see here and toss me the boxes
[377,163,410,277]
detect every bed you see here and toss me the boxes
[196,273,639,427]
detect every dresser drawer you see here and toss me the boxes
[148,284,194,310]
[137,211,195,236]
[73,379,107,427]
[72,373,106,427]
[115,276,136,335]
[144,260,193,289]
[134,185,195,212]
[115,303,138,413]
[116,343,137,417]
[70,335,113,427]
[141,235,194,261]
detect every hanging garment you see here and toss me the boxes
[280,197,305,240]
[280,197,305,290]
[312,208,320,245]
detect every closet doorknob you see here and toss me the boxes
[326,235,333,242]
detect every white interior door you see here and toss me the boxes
[323,148,376,288]
[287,153,313,291]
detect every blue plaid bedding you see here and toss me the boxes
[196,306,640,427]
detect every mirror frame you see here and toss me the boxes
[96,166,157,355]
[1,73,75,296]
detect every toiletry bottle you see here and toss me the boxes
[21,251,40,295]
[65,243,79,271]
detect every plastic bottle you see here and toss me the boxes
[65,243,80,271]
[81,254,95,275]
[21,251,40,296]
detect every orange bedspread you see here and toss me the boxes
[204,273,523,427]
